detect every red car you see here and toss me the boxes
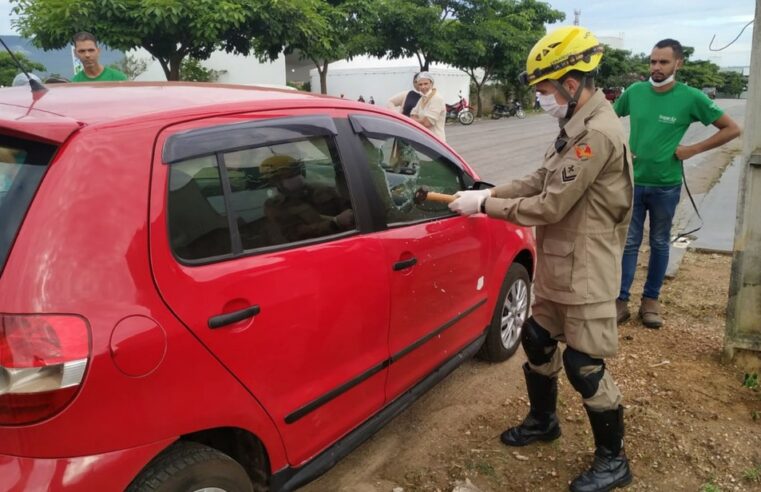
[0,82,535,491]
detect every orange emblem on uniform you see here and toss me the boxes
[574,143,593,160]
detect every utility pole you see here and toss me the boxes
[725,0,761,360]
[573,9,581,26]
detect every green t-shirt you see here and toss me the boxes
[72,66,128,83]
[613,81,724,187]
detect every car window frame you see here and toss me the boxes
[347,113,474,229]
[162,115,361,266]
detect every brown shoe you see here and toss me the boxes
[639,297,663,328]
[616,299,630,324]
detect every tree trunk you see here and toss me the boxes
[157,57,171,81]
[320,60,329,94]
[474,81,483,118]
[169,54,183,81]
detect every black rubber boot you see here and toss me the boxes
[570,405,633,492]
[501,363,561,446]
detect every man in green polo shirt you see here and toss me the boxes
[71,32,128,83]
[614,38,740,328]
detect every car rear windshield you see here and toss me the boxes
[0,134,57,274]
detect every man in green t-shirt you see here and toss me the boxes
[614,38,740,328]
[71,32,128,83]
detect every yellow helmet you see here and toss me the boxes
[259,155,303,179]
[519,26,604,86]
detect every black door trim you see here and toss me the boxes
[283,298,486,425]
[271,330,487,492]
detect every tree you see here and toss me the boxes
[719,71,746,98]
[254,0,375,94]
[0,51,45,86]
[371,0,457,71]
[596,47,648,89]
[109,54,148,81]
[11,0,309,81]
[180,58,226,82]
[448,0,563,116]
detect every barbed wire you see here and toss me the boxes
[709,20,754,51]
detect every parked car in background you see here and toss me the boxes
[603,87,622,103]
[702,86,717,99]
[0,82,535,491]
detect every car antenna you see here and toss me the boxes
[0,37,48,94]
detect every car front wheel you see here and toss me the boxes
[478,263,530,362]
[127,441,255,492]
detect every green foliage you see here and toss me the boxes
[699,481,721,492]
[369,0,459,71]
[180,58,225,82]
[596,47,648,89]
[109,54,148,80]
[447,0,563,116]
[0,51,45,86]
[10,0,308,80]
[743,372,759,390]
[256,0,377,94]
[743,464,761,482]
[680,58,724,89]
[719,71,746,98]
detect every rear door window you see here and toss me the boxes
[0,136,57,273]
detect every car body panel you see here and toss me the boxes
[0,83,535,489]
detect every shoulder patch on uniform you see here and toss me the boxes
[574,143,593,160]
[561,163,578,183]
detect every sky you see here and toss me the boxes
[0,0,754,68]
[547,0,754,67]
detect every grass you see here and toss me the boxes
[700,482,720,492]
[743,464,761,482]
[742,372,759,390]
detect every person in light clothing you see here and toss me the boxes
[409,72,446,141]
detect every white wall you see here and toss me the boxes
[131,48,286,85]
[310,60,472,108]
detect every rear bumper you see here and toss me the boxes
[0,438,175,492]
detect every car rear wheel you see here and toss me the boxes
[127,441,254,492]
[478,263,530,362]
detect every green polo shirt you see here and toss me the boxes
[72,66,128,83]
[614,81,723,187]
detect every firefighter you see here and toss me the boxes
[449,26,634,492]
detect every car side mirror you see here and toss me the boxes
[470,180,494,190]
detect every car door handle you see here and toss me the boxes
[208,305,260,329]
[392,257,417,271]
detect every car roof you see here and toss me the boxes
[0,82,371,141]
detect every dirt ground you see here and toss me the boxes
[302,142,761,492]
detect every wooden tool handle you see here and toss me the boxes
[424,191,456,204]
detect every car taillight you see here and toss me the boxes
[0,314,90,425]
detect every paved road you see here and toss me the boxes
[446,97,746,185]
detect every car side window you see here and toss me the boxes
[168,156,232,260]
[359,134,463,225]
[167,136,354,262]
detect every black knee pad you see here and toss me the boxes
[563,347,605,399]
[521,317,558,366]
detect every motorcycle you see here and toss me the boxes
[445,92,475,125]
[491,100,526,119]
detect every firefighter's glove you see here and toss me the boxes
[448,189,491,216]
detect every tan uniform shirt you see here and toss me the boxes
[483,89,633,305]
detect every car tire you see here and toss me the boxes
[127,441,255,492]
[478,263,530,362]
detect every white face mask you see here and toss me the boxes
[537,92,568,119]
[649,74,675,87]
